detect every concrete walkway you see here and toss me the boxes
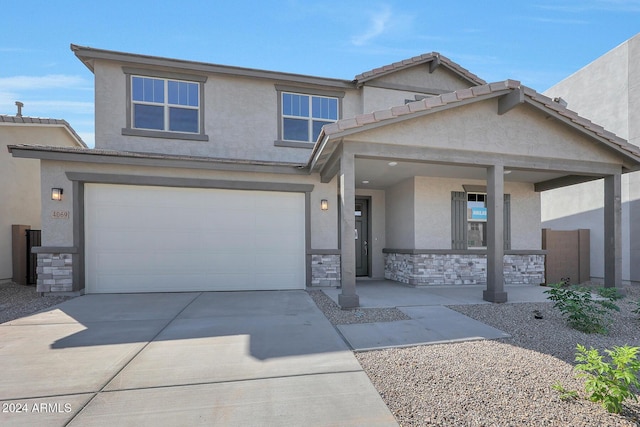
[0,291,396,426]
[323,280,550,350]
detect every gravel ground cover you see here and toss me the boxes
[310,286,640,426]
[0,281,75,324]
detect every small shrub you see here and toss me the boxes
[574,344,640,414]
[544,284,621,334]
[552,382,579,401]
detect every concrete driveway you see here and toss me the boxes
[0,291,397,426]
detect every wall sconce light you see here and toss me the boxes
[51,188,63,201]
[320,199,329,211]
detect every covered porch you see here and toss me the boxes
[309,81,640,308]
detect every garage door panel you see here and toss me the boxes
[85,184,305,293]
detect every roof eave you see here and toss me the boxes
[70,44,355,89]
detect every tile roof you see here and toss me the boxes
[317,80,640,163]
[354,52,487,86]
[0,114,87,147]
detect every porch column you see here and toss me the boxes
[483,164,508,302]
[604,173,622,289]
[338,152,359,308]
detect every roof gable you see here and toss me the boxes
[311,80,640,172]
[0,114,87,148]
[354,53,486,87]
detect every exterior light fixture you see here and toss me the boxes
[388,161,398,166]
[51,188,63,201]
[320,199,329,211]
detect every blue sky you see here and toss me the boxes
[2,0,639,147]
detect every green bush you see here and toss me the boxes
[574,344,640,414]
[544,284,622,334]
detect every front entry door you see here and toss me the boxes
[355,198,369,276]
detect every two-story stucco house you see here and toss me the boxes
[542,33,640,286]
[9,44,640,308]
[1,110,86,283]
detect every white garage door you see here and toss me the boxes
[84,184,305,293]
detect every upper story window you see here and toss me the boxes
[122,67,208,141]
[274,85,344,148]
[132,76,199,133]
[282,92,338,143]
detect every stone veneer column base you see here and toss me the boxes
[384,252,545,286]
[311,254,341,286]
[36,253,73,293]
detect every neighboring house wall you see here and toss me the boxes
[0,124,83,281]
[542,33,640,284]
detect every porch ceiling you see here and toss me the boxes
[354,157,566,190]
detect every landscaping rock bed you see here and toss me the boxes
[0,281,74,324]
[312,286,640,426]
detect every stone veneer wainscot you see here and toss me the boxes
[384,251,545,286]
[311,253,341,286]
[36,252,73,293]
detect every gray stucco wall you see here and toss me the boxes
[348,101,623,165]
[1,126,81,281]
[93,59,361,164]
[542,33,640,284]
[384,176,541,251]
[385,178,415,248]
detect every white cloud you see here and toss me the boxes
[0,74,89,91]
[351,5,393,46]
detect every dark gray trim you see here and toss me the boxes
[274,84,346,99]
[498,88,525,115]
[505,250,547,255]
[274,140,314,149]
[122,67,208,141]
[65,172,315,193]
[122,128,209,141]
[73,44,354,88]
[346,142,622,176]
[383,248,547,255]
[307,249,341,255]
[462,185,487,193]
[429,56,441,73]
[356,195,372,277]
[534,174,604,192]
[362,81,449,95]
[122,66,208,82]
[451,191,467,250]
[305,191,312,287]
[10,146,309,175]
[73,181,85,292]
[31,246,78,254]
